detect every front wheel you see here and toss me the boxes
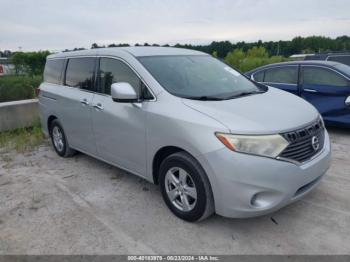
[159,152,214,222]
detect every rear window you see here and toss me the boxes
[44,59,65,85]
[65,57,96,91]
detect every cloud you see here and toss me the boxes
[0,0,349,51]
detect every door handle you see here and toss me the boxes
[80,98,89,105]
[304,89,317,93]
[93,103,104,110]
[346,96,350,106]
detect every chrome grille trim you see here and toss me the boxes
[278,118,325,164]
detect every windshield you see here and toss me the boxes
[138,55,263,100]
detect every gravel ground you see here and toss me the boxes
[0,127,349,255]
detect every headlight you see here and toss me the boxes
[215,133,289,158]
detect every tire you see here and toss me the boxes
[49,119,76,157]
[159,151,214,222]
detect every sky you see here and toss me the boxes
[1,0,350,51]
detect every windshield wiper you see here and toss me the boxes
[183,96,223,101]
[223,90,265,100]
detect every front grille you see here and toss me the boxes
[279,118,325,163]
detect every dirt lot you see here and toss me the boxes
[0,127,349,255]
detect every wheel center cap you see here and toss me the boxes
[179,185,184,193]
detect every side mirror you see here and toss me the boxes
[111,82,138,103]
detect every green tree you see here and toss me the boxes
[224,49,245,70]
[11,51,50,76]
[224,46,287,72]
[247,46,268,58]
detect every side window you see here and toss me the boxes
[264,66,298,84]
[65,57,96,91]
[99,58,153,99]
[44,59,65,85]
[252,71,264,82]
[303,67,348,87]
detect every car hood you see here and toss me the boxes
[182,87,319,134]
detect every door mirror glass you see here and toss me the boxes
[111,82,138,102]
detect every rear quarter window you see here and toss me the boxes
[44,59,65,85]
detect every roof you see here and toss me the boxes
[245,60,350,77]
[274,60,340,66]
[247,60,342,72]
[48,46,206,59]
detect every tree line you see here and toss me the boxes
[4,35,350,75]
[88,35,350,58]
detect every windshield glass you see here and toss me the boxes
[138,55,263,100]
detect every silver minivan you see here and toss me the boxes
[39,47,331,222]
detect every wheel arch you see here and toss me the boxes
[152,146,188,185]
[47,115,58,133]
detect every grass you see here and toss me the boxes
[0,75,42,103]
[0,122,45,153]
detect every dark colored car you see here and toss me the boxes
[246,61,350,127]
[304,52,350,66]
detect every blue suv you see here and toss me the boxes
[246,61,350,128]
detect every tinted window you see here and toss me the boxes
[264,66,298,84]
[99,58,152,98]
[252,71,264,82]
[65,57,96,91]
[303,67,348,87]
[44,59,65,84]
[139,55,261,100]
[327,55,350,66]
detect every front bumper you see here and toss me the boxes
[198,130,331,218]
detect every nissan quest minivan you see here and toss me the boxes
[39,47,331,222]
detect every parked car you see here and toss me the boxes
[304,52,350,66]
[246,61,350,128]
[38,47,331,222]
[0,63,15,77]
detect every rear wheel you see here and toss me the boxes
[50,119,76,157]
[159,151,214,222]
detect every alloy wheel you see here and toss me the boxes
[164,167,197,212]
[52,126,64,152]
